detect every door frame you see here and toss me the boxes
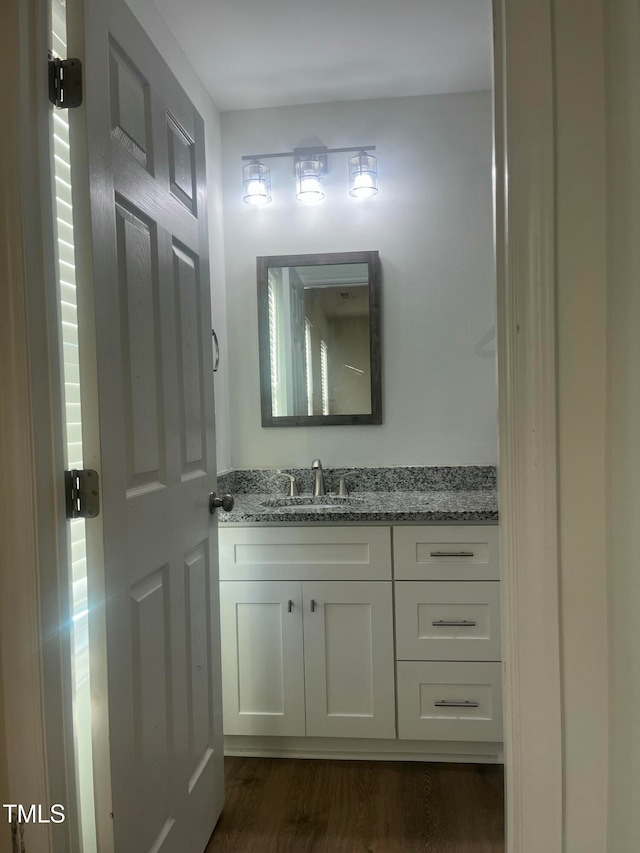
[493,2,563,847]
[0,0,80,851]
[0,0,563,851]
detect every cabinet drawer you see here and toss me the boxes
[397,661,502,742]
[395,581,501,662]
[219,526,391,581]
[393,526,499,580]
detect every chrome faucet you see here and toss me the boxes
[311,459,326,496]
[276,470,299,496]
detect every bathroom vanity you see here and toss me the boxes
[217,467,501,763]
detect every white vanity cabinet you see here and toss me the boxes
[219,522,502,760]
[219,527,395,740]
[393,526,502,743]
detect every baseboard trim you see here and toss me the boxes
[223,735,503,764]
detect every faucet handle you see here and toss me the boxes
[311,458,322,469]
[275,470,299,496]
[338,471,359,496]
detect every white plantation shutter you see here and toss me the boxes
[305,318,313,415]
[268,271,279,415]
[321,339,329,415]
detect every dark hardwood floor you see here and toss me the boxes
[206,757,504,853]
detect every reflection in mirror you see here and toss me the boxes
[269,263,370,416]
[257,252,381,426]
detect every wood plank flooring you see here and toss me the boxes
[206,757,504,853]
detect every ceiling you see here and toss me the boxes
[151,0,493,112]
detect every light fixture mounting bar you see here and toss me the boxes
[322,146,376,155]
[241,145,375,162]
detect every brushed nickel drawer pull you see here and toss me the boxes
[430,551,475,557]
[432,620,477,627]
[434,700,480,708]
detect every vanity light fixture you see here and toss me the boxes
[241,144,376,205]
[295,153,326,204]
[349,151,378,198]
[242,159,271,206]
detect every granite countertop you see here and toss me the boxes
[217,466,498,525]
[218,489,498,524]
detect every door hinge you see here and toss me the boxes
[48,55,83,109]
[65,469,100,519]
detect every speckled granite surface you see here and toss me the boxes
[217,466,498,524]
[217,465,496,495]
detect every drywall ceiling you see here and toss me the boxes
[151,0,493,111]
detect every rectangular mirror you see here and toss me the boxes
[257,251,382,426]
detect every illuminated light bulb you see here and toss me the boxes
[349,151,378,198]
[245,181,269,205]
[242,160,271,206]
[298,176,324,203]
[295,158,325,204]
[351,173,377,198]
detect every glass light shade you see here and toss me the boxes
[243,160,271,206]
[295,158,325,204]
[349,151,378,198]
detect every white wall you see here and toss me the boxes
[221,93,497,469]
[606,1,640,850]
[125,0,232,472]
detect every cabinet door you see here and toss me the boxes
[302,581,395,739]
[220,581,305,736]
